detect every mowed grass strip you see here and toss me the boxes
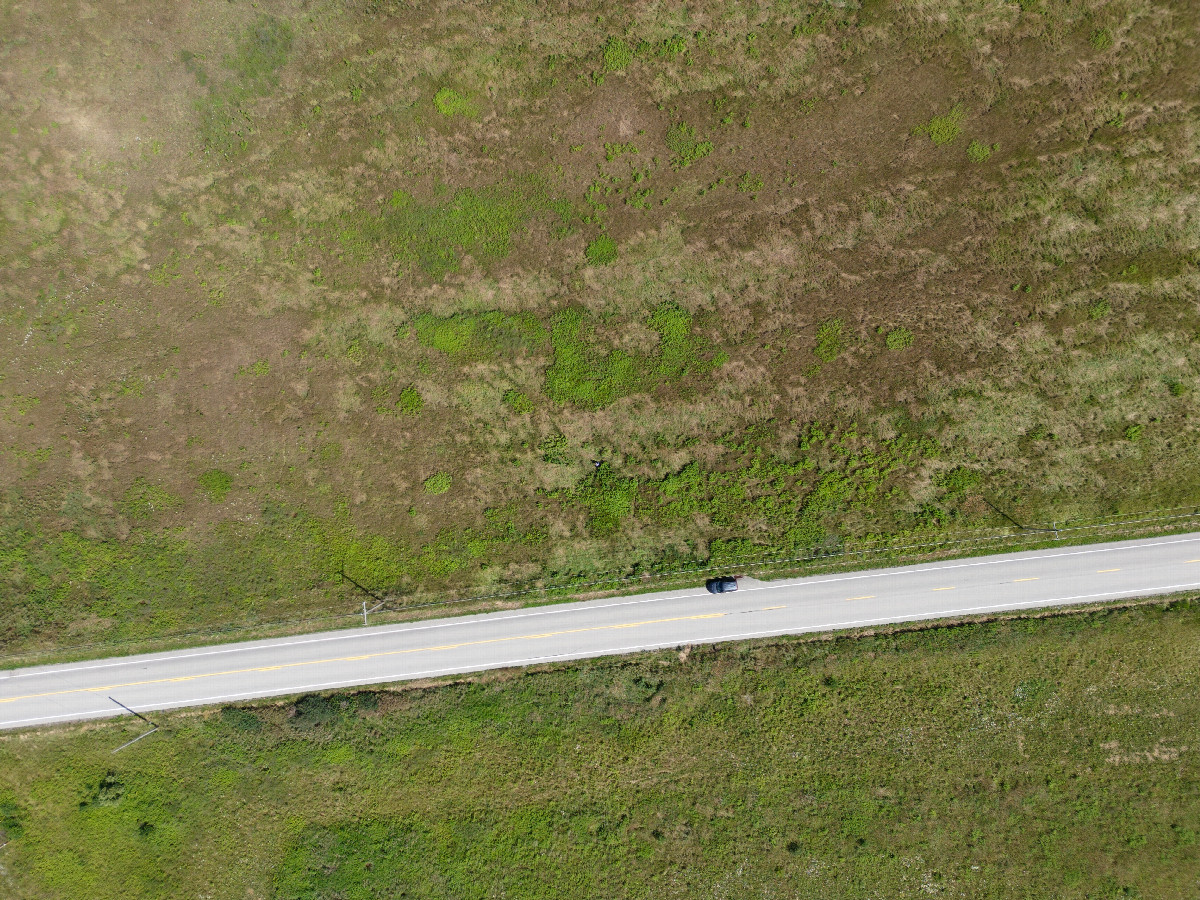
[0,601,1197,898]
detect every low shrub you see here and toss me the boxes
[502,389,534,413]
[665,122,713,168]
[885,327,914,350]
[814,319,845,362]
[397,386,424,415]
[585,234,618,265]
[602,37,634,72]
[423,472,453,495]
[198,468,233,502]
[434,88,475,117]
[915,104,964,146]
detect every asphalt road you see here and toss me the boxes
[3,532,1200,731]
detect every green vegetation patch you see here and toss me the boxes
[601,37,634,72]
[657,34,687,58]
[559,463,639,535]
[236,359,270,377]
[195,15,294,157]
[603,141,637,161]
[197,468,233,502]
[120,479,183,521]
[665,122,713,168]
[502,389,534,413]
[543,303,721,408]
[396,386,425,415]
[885,326,914,350]
[6,604,1200,898]
[376,181,570,278]
[736,171,764,193]
[413,310,547,359]
[814,318,846,362]
[538,433,569,463]
[0,796,25,842]
[641,423,937,555]
[543,308,640,407]
[423,472,453,495]
[434,87,477,118]
[584,234,617,265]
[915,104,965,146]
[966,140,995,162]
[382,186,529,276]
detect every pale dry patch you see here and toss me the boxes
[1103,742,1188,764]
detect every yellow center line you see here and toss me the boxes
[845,595,875,601]
[0,611,729,705]
[1097,568,1121,573]
[1013,577,1039,582]
[932,586,956,591]
[1187,559,1200,563]
[759,606,786,611]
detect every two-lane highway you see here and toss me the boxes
[3,533,1200,730]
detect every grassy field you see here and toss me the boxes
[1,600,1198,898]
[2,0,1200,655]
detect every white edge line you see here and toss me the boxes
[4,579,1198,729]
[8,533,1200,680]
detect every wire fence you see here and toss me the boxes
[397,504,1200,607]
[4,504,1200,666]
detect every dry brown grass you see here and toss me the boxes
[0,0,1198,652]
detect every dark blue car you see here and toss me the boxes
[705,576,738,594]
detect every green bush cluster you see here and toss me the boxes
[584,234,618,265]
[236,359,270,377]
[885,326,913,350]
[538,433,569,463]
[423,472,453,495]
[502,389,534,414]
[601,37,634,72]
[603,141,637,161]
[0,798,25,841]
[413,310,547,359]
[396,386,424,415]
[665,122,713,168]
[381,185,533,277]
[434,87,476,117]
[543,303,721,408]
[646,302,699,380]
[915,104,964,146]
[543,308,639,407]
[814,318,845,362]
[966,140,997,162]
[554,424,938,553]
[657,34,687,58]
[120,479,183,521]
[559,464,639,536]
[736,172,764,194]
[198,469,233,502]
